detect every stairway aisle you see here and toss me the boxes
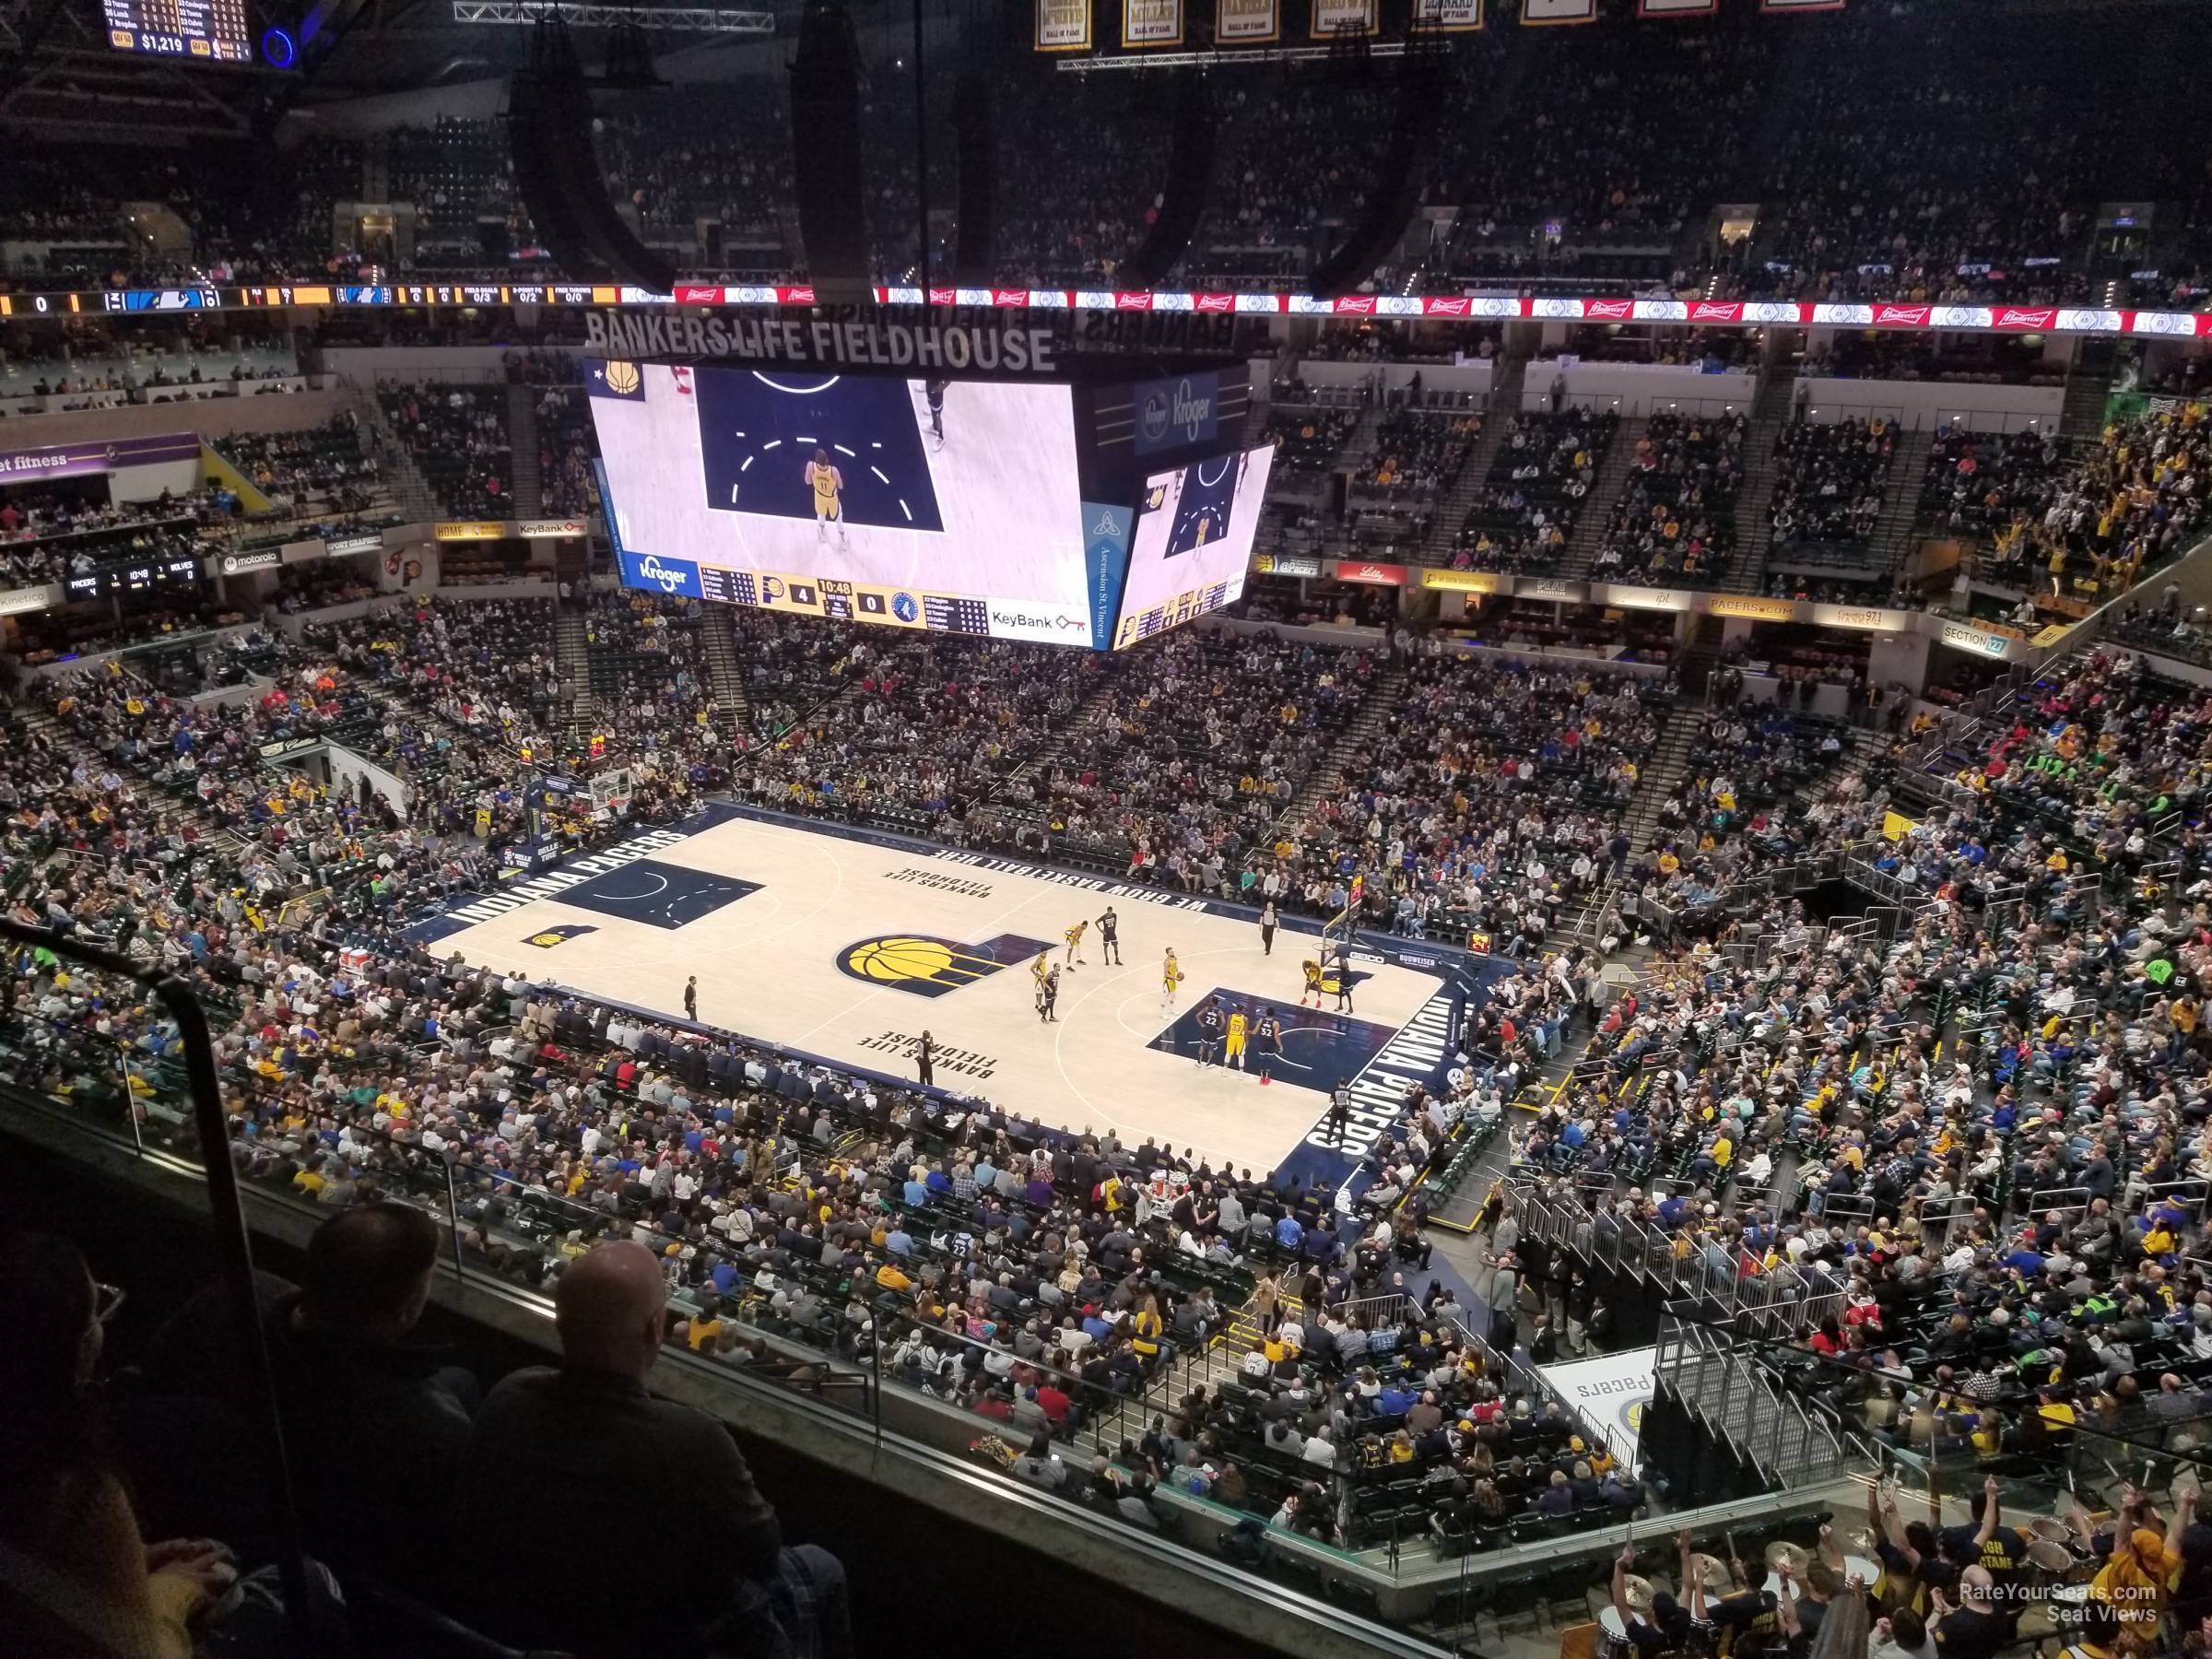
[1557,417,1648,581]
[1418,357,1526,568]
[556,606,593,729]
[699,603,750,731]
[984,667,1122,805]
[1724,390,1794,595]
[1864,426,1935,591]
[505,383,544,518]
[1621,710,1700,851]
[1275,664,1406,830]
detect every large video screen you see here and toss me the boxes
[1111,444,1276,650]
[590,359,1097,645]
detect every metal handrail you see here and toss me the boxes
[0,920,313,1643]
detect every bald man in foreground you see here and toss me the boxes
[452,1241,851,1658]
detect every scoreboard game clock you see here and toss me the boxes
[104,0,253,61]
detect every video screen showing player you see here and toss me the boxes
[1111,443,1276,650]
[695,370,947,535]
[587,360,1092,644]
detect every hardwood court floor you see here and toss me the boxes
[432,812,1445,1175]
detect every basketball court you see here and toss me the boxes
[413,804,1470,1178]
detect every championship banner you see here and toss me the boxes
[1122,0,1182,45]
[1310,0,1374,37]
[1218,0,1276,41]
[1761,0,1842,9]
[1521,0,1594,18]
[1036,0,1091,48]
[1639,0,1715,13]
[1413,0,1481,26]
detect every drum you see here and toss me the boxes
[2027,1540,2075,1581]
[2031,1517,2075,1546]
[1842,1555,1881,1591]
[1600,1603,1631,1659]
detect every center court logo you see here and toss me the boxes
[524,924,598,948]
[838,932,1052,997]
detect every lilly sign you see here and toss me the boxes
[618,550,703,599]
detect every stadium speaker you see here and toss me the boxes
[1306,32,1449,298]
[1112,70,1217,292]
[951,73,995,286]
[507,20,677,294]
[788,1,871,299]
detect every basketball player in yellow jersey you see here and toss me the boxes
[805,448,848,548]
[1224,1005,1250,1071]
[1300,959,1324,1008]
[1064,917,1088,968]
[1159,947,1183,1010]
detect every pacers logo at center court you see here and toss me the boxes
[837,932,1052,998]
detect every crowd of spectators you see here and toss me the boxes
[377,382,513,520]
[1588,410,1746,588]
[1265,646,1661,950]
[1768,418,1898,558]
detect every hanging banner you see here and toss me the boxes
[1217,0,1277,41]
[1122,0,1182,44]
[1413,0,1482,27]
[1761,0,1843,9]
[1310,0,1374,37]
[1640,0,1715,12]
[1036,0,1091,49]
[1521,0,1595,20]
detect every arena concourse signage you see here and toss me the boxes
[213,548,280,574]
[0,432,199,481]
[516,520,587,539]
[1419,569,1500,593]
[1253,553,1323,578]
[0,583,62,615]
[434,523,512,542]
[325,534,386,557]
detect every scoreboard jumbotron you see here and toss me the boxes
[104,0,253,61]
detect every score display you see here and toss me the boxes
[104,0,253,62]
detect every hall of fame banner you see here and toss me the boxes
[1122,0,1182,46]
[1036,0,1091,50]
[1638,0,1715,14]
[1217,0,1276,41]
[1521,0,1594,21]
[1310,0,1374,37]
[1413,0,1481,27]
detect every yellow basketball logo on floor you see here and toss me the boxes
[838,932,1052,998]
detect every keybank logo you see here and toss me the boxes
[991,606,1088,635]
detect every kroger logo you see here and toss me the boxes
[1139,376,1217,448]
[622,551,701,598]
